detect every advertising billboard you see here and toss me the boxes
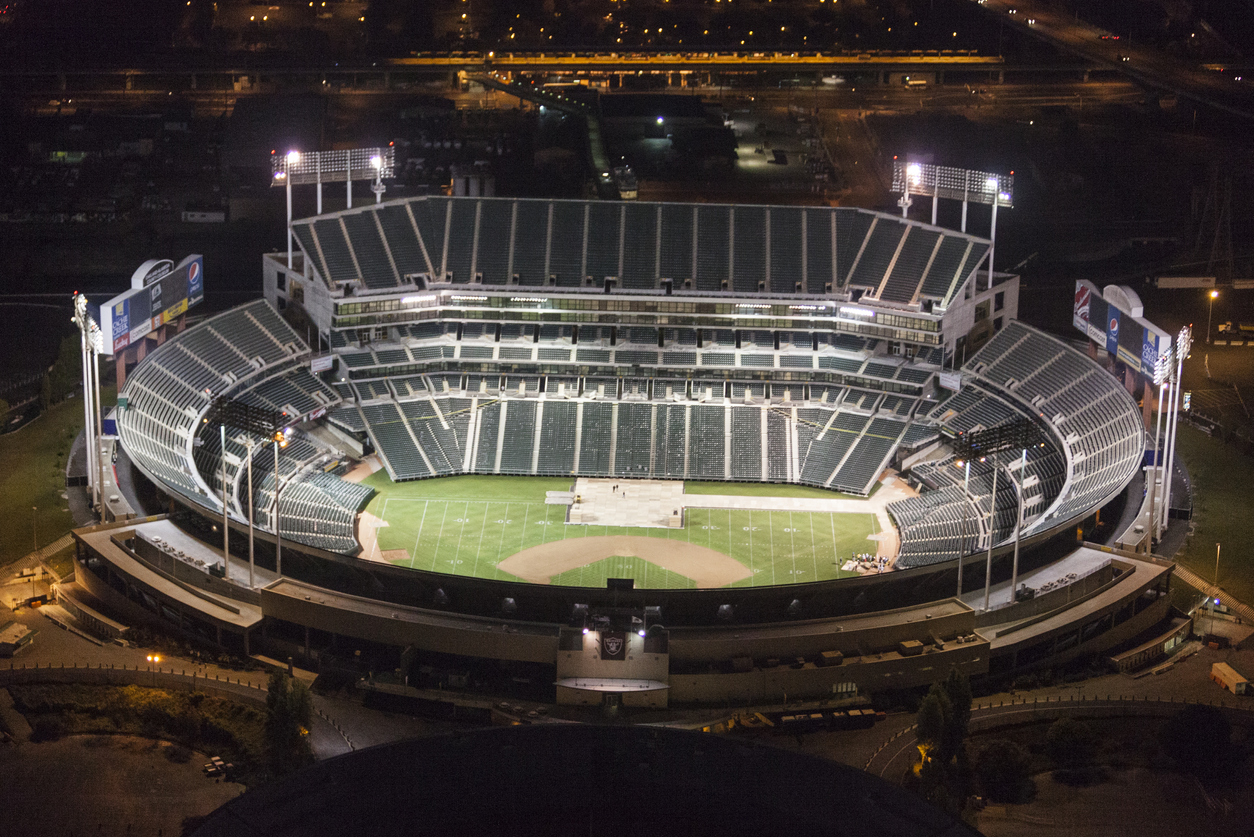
[1074,280,1171,382]
[100,255,204,356]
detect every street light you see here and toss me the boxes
[1207,289,1218,344]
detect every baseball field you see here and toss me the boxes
[358,472,879,589]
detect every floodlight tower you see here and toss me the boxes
[284,150,299,269]
[953,418,1039,609]
[1146,342,1173,545]
[987,178,1000,283]
[72,293,105,515]
[1159,326,1192,535]
[955,457,973,597]
[203,397,289,586]
[368,153,383,202]
[891,160,1012,280]
[900,163,919,218]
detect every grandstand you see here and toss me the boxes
[117,300,375,557]
[112,195,1145,584]
[89,193,1171,708]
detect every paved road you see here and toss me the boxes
[969,0,1254,119]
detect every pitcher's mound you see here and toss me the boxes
[498,536,751,588]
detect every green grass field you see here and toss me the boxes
[1174,423,1254,605]
[0,390,113,573]
[361,472,876,589]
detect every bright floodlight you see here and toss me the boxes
[1211,290,1219,298]
[656,116,664,124]
[271,147,395,186]
[891,160,1013,208]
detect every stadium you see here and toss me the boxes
[68,194,1177,709]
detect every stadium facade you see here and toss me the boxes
[68,196,1177,707]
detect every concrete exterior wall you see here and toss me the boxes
[669,641,989,704]
[261,588,560,665]
[263,253,335,338]
[667,606,976,664]
[941,273,1020,361]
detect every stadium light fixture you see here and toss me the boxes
[271,146,395,213]
[891,160,1012,272]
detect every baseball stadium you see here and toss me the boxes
[67,193,1180,708]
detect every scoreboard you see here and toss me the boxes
[99,255,204,356]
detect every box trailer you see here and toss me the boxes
[1210,662,1249,695]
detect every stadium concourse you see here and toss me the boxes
[67,194,1178,708]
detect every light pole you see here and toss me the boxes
[274,431,288,578]
[983,461,999,611]
[220,423,230,580]
[956,458,972,598]
[285,150,299,270]
[203,396,287,587]
[247,440,256,589]
[1148,381,1167,543]
[1010,445,1027,599]
[370,154,386,204]
[1207,289,1218,343]
[987,177,1000,284]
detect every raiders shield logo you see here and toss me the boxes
[601,631,627,661]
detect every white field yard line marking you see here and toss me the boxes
[413,501,433,572]
[787,510,797,579]
[494,502,510,575]
[434,501,450,572]
[455,500,471,576]
[830,514,838,574]
[809,511,818,580]
[472,500,488,580]
[519,505,530,571]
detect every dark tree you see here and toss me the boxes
[1046,717,1096,770]
[1159,704,1245,787]
[975,739,1035,803]
[264,671,314,775]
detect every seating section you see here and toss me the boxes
[129,201,1143,570]
[847,217,907,290]
[343,211,397,289]
[297,196,988,316]
[893,320,1144,566]
[118,299,374,555]
[879,228,940,304]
